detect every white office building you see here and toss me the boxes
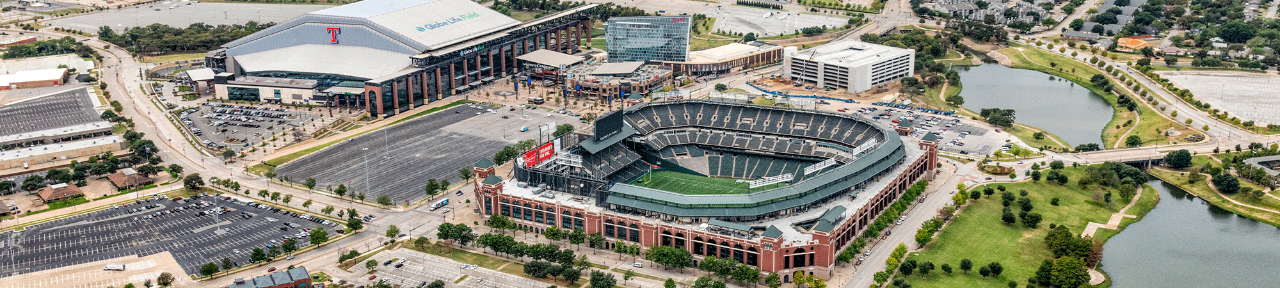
[784,40,915,93]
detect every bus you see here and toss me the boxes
[528,97,545,105]
[104,264,126,271]
[430,198,449,211]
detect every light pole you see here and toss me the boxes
[362,147,369,206]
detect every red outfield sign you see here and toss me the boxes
[523,142,556,167]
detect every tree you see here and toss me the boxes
[1125,135,1142,147]
[335,184,347,199]
[251,248,267,262]
[377,194,393,206]
[1023,212,1043,228]
[183,174,205,190]
[387,225,401,239]
[898,260,915,277]
[366,259,378,270]
[1219,20,1255,43]
[666,278,678,288]
[563,268,582,284]
[302,199,312,211]
[1051,256,1089,287]
[693,276,727,288]
[282,194,292,206]
[988,262,1004,276]
[428,280,446,288]
[1164,150,1192,169]
[1166,56,1178,66]
[624,269,637,285]
[221,257,233,273]
[918,262,935,277]
[304,177,316,194]
[1136,57,1151,67]
[960,259,973,274]
[1002,210,1017,224]
[730,264,760,286]
[979,266,992,277]
[220,149,235,160]
[425,179,439,200]
[590,270,616,288]
[647,245,693,271]
[714,83,728,92]
[157,272,175,287]
[321,205,335,215]
[200,263,219,279]
[357,192,365,202]
[310,227,330,245]
[1212,173,1240,193]
[270,192,281,202]
[570,229,587,250]
[765,272,781,288]
[941,263,952,274]
[459,167,474,180]
[282,239,297,255]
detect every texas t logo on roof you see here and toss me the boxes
[326,27,341,44]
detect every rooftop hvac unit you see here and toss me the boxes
[516,182,528,188]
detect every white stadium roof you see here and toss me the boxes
[235,45,412,80]
[308,0,520,51]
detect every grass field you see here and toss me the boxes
[901,166,1158,288]
[1146,168,1280,227]
[630,170,751,194]
[139,53,208,63]
[629,170,786,195]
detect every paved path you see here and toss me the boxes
[1081,186,1143,238]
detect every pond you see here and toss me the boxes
[953,64,1114,146]
[1101,180,1280,287]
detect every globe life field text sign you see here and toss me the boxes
[417,12,481,31]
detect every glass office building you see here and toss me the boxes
[605,16,691,62]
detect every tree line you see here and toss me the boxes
[98,22,273,55]
[2,36,99,60]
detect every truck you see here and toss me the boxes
[429,198,449,211]
[104,264,126,271]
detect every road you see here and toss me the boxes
[838,0,919,41]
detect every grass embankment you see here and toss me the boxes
[248,100,469,174]
[902,165,1158,288]
[690,18,736,51]
[1007,124,1070,151]
[139,53,208,63]
[998,43,1184,149]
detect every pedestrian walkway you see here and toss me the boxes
[1081,186,1144,238]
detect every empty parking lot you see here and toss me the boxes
[274,104,578,203]
[46,3,329,31]
[1157,71,1280,126]
[0,193,332,276]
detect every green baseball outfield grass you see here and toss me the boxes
[628,170,785,195]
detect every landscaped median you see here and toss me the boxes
[248,100,472,175]
[890,163,1158,288]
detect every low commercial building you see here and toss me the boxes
[183,68,216,94]
[562,61,673,103]
[0,68,68,90]
[214,75,327,105]
[227,266,311,288]
[1117,37,1149,51]
[659,42,783,76]
[0,36,37,48]
[515,49,586,82]
[108,168,154,190]
[0,135,126,170]
[1061,31,1100,41]
[784,40,915,93]
[37,183,83,203]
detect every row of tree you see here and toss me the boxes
[98,22,273,55]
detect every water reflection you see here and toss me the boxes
[1102,180,1280,287]
[953,64,1113,146]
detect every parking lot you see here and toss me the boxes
[46,2,328,31]
[275,103,579,203]
[180,102,312,151]
[855,103,1003,155]
[1157,71,1280,126]
[360,249,543,288]
[0,193,334,276]
[702,4,850,36]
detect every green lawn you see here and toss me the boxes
[591,39,608,51]
[901,166,1155,288]
[998,44,1139,149]
[1005,124,1070,151]
[25,196,90,216]
[629,170,780,195]
[411,244,511,270]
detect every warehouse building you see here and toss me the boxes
[207,0,599,118]
[784,40,914,93]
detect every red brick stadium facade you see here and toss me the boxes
[471,137,937,279]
